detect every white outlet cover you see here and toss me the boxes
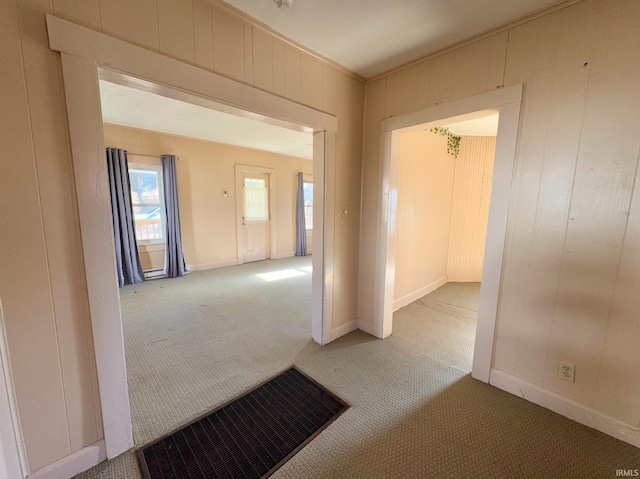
[558,361,575,382]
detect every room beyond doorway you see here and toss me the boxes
[373,85,523,383]
[393,120,497,313]
[119,256,317,447]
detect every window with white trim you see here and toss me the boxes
[128,164,166,243]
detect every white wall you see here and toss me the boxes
[393,133,495,310]
[104,124,313,271]
[393,129,454,307]
[360,0,640,432]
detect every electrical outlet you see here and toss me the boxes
[558,361,575,382]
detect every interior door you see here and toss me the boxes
[240,172,270,262]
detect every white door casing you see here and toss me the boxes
[47,14,338,470]
[374,85,524,383]
[0,300,28,479]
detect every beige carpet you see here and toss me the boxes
[77,257,640,478]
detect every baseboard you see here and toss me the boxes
[357,319,375,337]
[329,320,357,342]
[392,276,447,312]
[143,269,165,279]
[273,252,295,260]
[189,259,238,272]
[489,369,640,449]
[28,440,106,479]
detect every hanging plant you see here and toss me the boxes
[430,126,461,158]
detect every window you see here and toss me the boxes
[303,182,313,230]
[128,164,165,243]
[243,177,269,221]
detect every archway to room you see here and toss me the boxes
[391,113,499,373]
[96,69,324,451]
[373,86,523,383]
[48,14,338,459]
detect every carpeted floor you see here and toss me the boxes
[77,257,640,478]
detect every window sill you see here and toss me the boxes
[138,242,166,252]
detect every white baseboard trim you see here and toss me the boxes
[143,269,165,279]
[272,252,295,260]
[189,260,238,272]
[392,276,447,312]
[329,320,357,342]
[357,319,375,337]
[489,369,640,449]
[28,440,106,479]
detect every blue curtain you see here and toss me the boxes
[295,172,307,256]
[162,155,186,277]
[106,148,145,287]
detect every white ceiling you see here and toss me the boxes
[99,80,314,159]
[223,0,565,78]
[444,113,499,136]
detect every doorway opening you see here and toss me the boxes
[96,69,326,449]
[392,113,499,372]
[374,86,523,383]
[50,12,338,455]
[236,166,275,264]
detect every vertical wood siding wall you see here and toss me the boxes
[0,0,364,471]
[447,136,496,282]
[360,0,640,430]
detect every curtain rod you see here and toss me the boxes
[127,152,182,160]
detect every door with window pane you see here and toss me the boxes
[240,172,270,262]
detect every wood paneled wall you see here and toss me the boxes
[104,124,312,271]
[447,136,496,282]
[360,0,640,429]
[0,0,363,472]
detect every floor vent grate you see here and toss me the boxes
[137,367,348,479]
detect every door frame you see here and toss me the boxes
[0,300,29,479]
[46,14,338,460]
[374,85,523,383]
[235,165,277,264]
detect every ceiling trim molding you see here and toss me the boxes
[366,0,582,83]
[210,0,366,83]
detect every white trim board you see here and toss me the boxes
[328,320,358,343]
[357,319,375,337]
[0,300,28,479]
[46,15,338,135]
[373,85,523,385]
[273,252,295,260]
[188,260,239,272]
[27,441,106,479]
[489,369,640,449]
[47,14,339,468]
[392,276,447,312]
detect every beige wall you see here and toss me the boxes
[1,0,363,472]
[104,124,312,271]
[393,130,454,302]
[447,136,495,282]
[393,133,495,303]
[360,0,640,430]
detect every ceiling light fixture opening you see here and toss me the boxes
[273,0,293,9]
